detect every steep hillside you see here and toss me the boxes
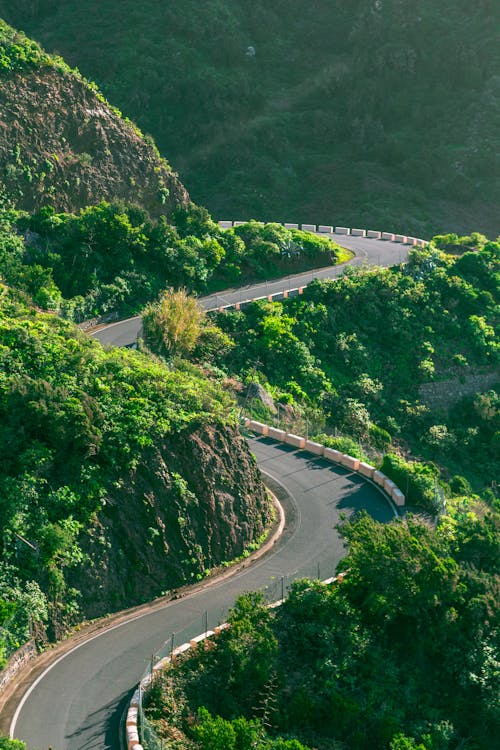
[2,1,499,236]
[0,285,271,655]
[145,513,500,750]
[0,19,189,216]
[215,237,499,499]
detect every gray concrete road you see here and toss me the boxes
[11,437,395,749]
[91,233,410,348]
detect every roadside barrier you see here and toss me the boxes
[244,419,405,508]
[88,221,428,330]
[0,641,37,710]
[88,220,411,748]
[120,416,406,748]
[128,576,342,750]
[126,423,407,745]
[217,220,428,247]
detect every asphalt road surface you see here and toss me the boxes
[91,232,410,347]
[11,437,395,749]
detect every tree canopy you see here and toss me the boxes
[145,510,500,750]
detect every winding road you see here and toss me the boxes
[8,230,408,749]
[10,439,395,749]
[91,231,410,347]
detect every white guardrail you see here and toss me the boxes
[243,420,405,508]
[126,420,405,749]
[217,220,428,247]
[207,223,428,314]
[127,576,341,750]
[124,221,415,748]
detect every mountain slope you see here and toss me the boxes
[0,285,271,652]
[0,19,189,216]
[2,1,499,235]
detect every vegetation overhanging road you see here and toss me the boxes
[91,232,410,347]
[9,233,406,749]
[10,439,395,749]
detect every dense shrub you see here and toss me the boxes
[216,242,499,495]
[0,206,345,319]
[381,454,443,514]
[145,511,500,750]
[0,284,235,651]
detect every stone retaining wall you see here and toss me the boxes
[77,310,120,332]
[0,640,37,696]
[419,371,498,411]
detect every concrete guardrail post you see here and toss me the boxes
[304,440,325,456]
[324,446,342,463]
[247,421,269,436]
[285,433,306,449]
[267,426,287,441]
[358,462,375,479]
[338,454,360,471]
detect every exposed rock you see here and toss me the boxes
[246,382,276,414]
[0,65,189,216]
[72,423,272,618]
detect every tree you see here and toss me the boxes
[0,738,26,750]
[142,289,206,359]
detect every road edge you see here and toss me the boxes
[2,486,285,738]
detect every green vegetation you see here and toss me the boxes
[0,17,69,74]
[0,283,240,655]
[0,737,26,749]
[142,288,235,368]
[214,237,499,500]
[3,1,499,236]
[190,708,309,750]
[0,15,497,746]
[144,510,500,750]
[0,196,343,668]
[0,204,346,320]
[143,289,207,360]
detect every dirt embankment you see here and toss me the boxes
[0,65,189,216]
[71,423,272,618]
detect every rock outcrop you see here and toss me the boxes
[72,423,272,618]
[0,21,189,216]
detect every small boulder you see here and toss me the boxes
[246,382,276,414]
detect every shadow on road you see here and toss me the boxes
[65,687,135,750]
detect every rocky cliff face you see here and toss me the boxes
[73,423,271,618]
[0,42,189,216]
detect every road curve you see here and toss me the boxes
[11,437,395,749]
[91,232,410,347]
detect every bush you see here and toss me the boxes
[449,475,472,496]
[0,738,26,750]
[381,454,442,513]
[314,433,368,461]
[369,423,392,451]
